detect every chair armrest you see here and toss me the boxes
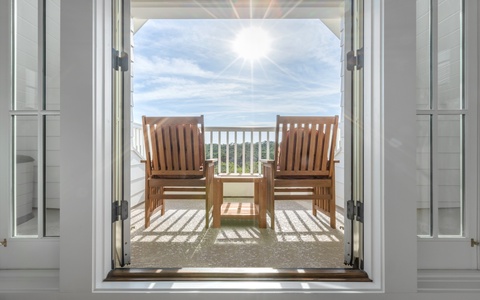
[205,158,218,164]
[260,159,275,165]
[141,160,151,177]
[334,160,340,164]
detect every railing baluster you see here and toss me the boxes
[250,129,254,175]
[234,131,238,174]
[217,131,221,174]
[257,130,262,174]
[209,130,213,160]
[242,130,246,174]
[226,131,230,174]
[267,131,270,160]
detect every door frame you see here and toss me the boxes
[100,1,380,286]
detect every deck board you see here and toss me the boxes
[221,202,259,219]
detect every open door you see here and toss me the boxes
[112,0,131,268]
[111,0,366,275]
[344,0,364,268]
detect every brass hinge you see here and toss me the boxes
[1,238,6,247]
[471,238,479,247]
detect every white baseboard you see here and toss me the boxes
[418,269,480,292]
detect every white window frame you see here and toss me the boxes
[0,0,60,270]
[416,0,479,270]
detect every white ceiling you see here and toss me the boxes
[131,0,344,37]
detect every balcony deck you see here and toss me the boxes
[129,199,346,269]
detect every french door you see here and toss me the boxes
[344,0,365,268]
[112,0,131,268]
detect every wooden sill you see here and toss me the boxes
[105,268,371,282]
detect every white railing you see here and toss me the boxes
[131,123,275,174]
[132,122,145,157]
[131,123,342,175]
[204,126,276,175]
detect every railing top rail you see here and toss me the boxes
[132,122,143,129]
[204,126,276,131]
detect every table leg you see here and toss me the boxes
[256,180,266,228]
[213,178,223,228]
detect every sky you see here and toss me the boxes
[132,19,341,127]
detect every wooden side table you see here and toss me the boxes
[212,175,266,228]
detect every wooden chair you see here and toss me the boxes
[142,115,215,229]
[262,115,339,229]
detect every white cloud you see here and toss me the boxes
[134,55,214,79]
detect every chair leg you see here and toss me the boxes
[312,187,319,217]
[160,186,165,216]
[145,186,151,229]
[330,183,336,229]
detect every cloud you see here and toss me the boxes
[134,55,215,79]
[132,19,342,126]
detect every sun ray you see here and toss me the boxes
[264,56,312,90]
[207,56,243,83]
[192,0,219,19]
[262,0,276,20]
[280,0,305,19]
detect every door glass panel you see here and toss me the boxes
[416,115,431,236]
[437,0,463,110]
[14,0,39,110]
[416,0,430,110]
[45,0,61,110]
[14,115,38,237]
[45,115,60,236]
[437,114,463,236]
[12,0,61,238]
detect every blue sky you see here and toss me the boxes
[132,19,341,127]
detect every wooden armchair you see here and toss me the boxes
[142,115,215,229]
[262,115,339,229]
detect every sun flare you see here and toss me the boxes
[233,27,272,61]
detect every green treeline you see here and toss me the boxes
[205,141,275,174]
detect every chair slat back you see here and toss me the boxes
[143,116,205,177]
[275,115,339,178]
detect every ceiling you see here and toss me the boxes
[131,0,344,37]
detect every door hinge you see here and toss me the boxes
[112,48,129,71]
[346,47,364,71]
[347,200,364,223]
[112,200,129,223]
[1,238,6,247]
[471,239,480,247]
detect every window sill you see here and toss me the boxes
[95,268,381,293]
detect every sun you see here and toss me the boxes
[232,27,272,61]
